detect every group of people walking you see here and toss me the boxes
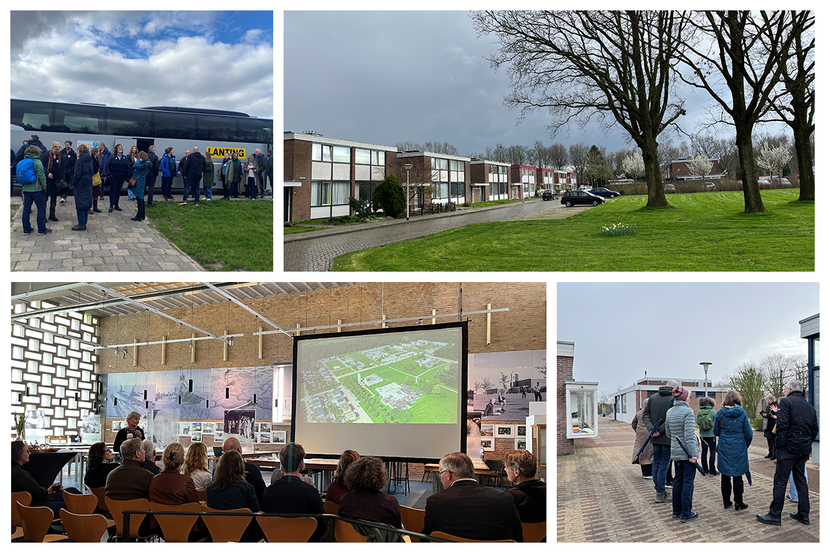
[14,134,273,235]
[632,379,817,527]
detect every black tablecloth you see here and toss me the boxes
[22,451,78,488]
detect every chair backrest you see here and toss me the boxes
[323,500,339,515]
[334,518,368,543]
[149,502,202,542]
[63,490,98,514]
[521,521,546,543]
[258,515,318,543]
[18,502,62,542]
[200,506,252,542]
[429,530,515,543]
[105,496,151,539]
[400,505,426,542]
[60,509,108,542]
[484,459,503,472]
[11,491,32,526]
[196,489,207,502]
[86,485,108,512]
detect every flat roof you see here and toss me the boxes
[283,131,397,152]
[396,151,471,162]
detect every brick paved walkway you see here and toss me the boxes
[558,418,820,542]
[284,199,590,272]
[11,196,207,272]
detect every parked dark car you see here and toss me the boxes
[588,187,621,198]
[561,190,606,207]
[542,189,558,201]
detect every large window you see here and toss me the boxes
[311,181,349,207]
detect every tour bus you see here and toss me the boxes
[11,99,273,193]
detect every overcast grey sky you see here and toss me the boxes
[10,11,273,118]
[557,282,819,393]
[284,10,787,157]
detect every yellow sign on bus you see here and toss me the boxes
[206,146,247,159]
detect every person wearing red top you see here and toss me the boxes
[325,449,359,503]
[149,443,197,505]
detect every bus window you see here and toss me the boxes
[53,103,104,133]
[198,115,237,142]
[11,100,52,131]
[237,117,270,144]
[106,106,152,137]
[154,111,197,140]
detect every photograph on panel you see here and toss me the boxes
[557,282,819,542]
[284,11,813,272]
[11,282,546,542]
[11,11,274,272]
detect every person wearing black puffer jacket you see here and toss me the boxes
[642,379,678,503]
[181,146,206,206]
[106,144,131,212]
[757,379,818,527]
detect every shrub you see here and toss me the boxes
[348,196,374,219]
[751,417,764,431]
[600,223,637,237]
[372,175,406,218]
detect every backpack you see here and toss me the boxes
[16,158,37,185]
[698,408,715,431]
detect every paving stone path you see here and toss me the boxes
[11,196,204,272]
[558,418,820,542]
[284,199,590,272]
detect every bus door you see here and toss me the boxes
[136,138,154,153]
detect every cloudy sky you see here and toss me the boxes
[285,10,790,157]
[557,282,819,393]
[10,11,273,118]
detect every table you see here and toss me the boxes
[424,460,492,495]
[22,451,78,488]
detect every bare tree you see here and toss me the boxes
[760,353,791,400]
[678,11,797,213]
[548,143,569,170]
[569,142,590,185]
[725,361,765,419]
[472,10,690,207]
[789,354,809,394]
[507,144,530,165]
[764,10,814,201]
[422,141,460,156]
[485,143,509,163]
[395,140,422,152]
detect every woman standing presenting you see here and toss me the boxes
[714,390,753,511]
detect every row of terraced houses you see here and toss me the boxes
[283,131,578,222]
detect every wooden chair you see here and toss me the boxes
[323,500,339,515]
[200,506,252,542]
[400,505,426,542]
[11,491,32,528]
[60,509,109,542]
[149,502,202,542]
[17,503,68,542]
[482,459,504,488]
[429,530,515,543]
[63,490,98,514]
[106,497,156,541]
[521,521,546,543]
[196,489,208,503]
[333,518,368,543]
[86,485,109,512]
[258,515,318,543]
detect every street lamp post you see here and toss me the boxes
[700,362,712,391]
[404,163,413,220]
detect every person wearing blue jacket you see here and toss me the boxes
[98,143,111,195]
[106,144,130,212]
[714,390,753,511]
[130,151,152,222]
[160,147,177,201]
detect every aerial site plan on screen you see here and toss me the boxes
[298,336,460,424]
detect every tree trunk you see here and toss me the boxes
[641,140,668,208]
[734,127,766,213]
[792,123,814,202]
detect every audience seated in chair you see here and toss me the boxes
[325,449,359,503]
[142,440,161,475]
[11,441,80,517]
[84,442,120,490]
[422,452,523,542]
[502,449,546,524]
[205,449,260,542]
[222,437,265,503]
[261,442,325,541]
[182,442,212,492]
[150,443,198,505]
[338,456,402,529]
[105,438,154,501]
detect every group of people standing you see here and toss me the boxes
[632,379,818,527]
[14,134,274,235]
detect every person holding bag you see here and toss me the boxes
[106,144,130,212]
[129,151,152,221]
[40,141,64,222]
[71,144,95,231]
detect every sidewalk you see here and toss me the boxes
[557,418,820,542]
[11,196,204,272]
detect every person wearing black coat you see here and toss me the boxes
[181,148,206,206]
[15,135,48,164]
[40,142,64,222]
[71,144,95,231]
[761,394,778,460]
[642,380,678,503]
[146,145,160,207]
[756,380,819,526]
[60,141,77,204]
[106,144,131,212]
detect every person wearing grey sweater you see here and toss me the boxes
[665,386,699,523]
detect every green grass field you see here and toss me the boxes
[147,200,273,271]
[332,189,813,271]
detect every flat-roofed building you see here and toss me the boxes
[283,131,397,221]
[511,165,537,199]
[470,159,511,202]
[537,167,554,191]
[613,376,728,425]
[397,150,471,207]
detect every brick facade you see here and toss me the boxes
[557,353,575,455]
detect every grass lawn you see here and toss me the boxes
[332,189,813,271]
[284,224,328,235]
[147,200,273,271]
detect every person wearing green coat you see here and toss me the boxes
[697,397,718,476]
[202,151,215,200]
[19,145,52,236]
